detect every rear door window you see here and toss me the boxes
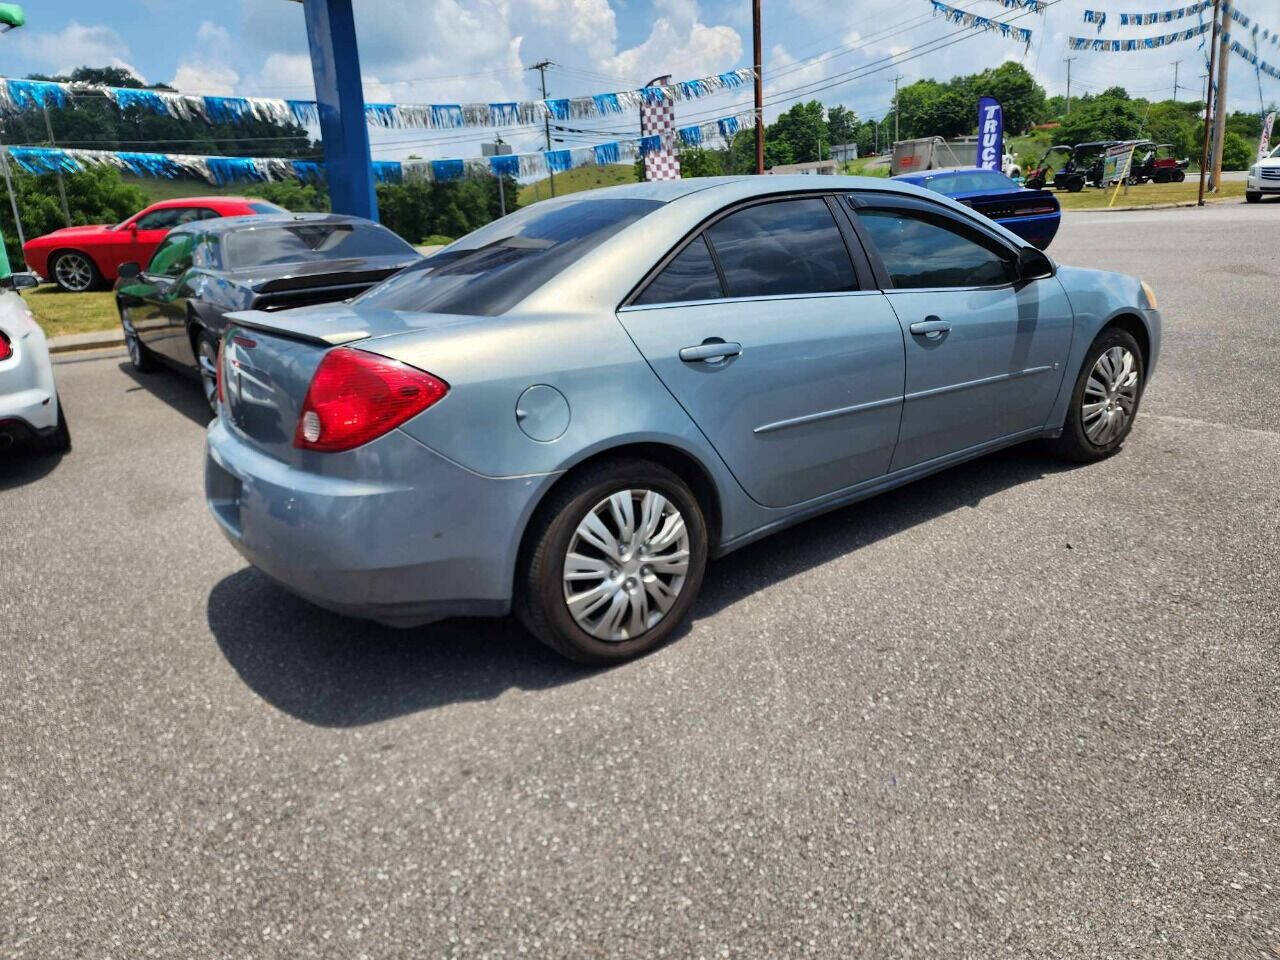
[634,235,723,305]
[705,198,857,298]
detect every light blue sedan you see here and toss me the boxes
[206,176,1161,663]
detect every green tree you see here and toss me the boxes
[959,62,1048,133]
[767,101,828,163]
[1058,94,1144,145]
[1221,131,1254,170]
[677,146,725,178]
[896,80,971,140]
[826,105,859,149]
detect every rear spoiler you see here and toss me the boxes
[225,310,374,346]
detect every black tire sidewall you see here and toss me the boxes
[522,461,708,664]
[1063,328,1145,460]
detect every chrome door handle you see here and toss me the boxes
[909,317,951,340]
[679,340,742,363]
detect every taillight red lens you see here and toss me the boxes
[0,331,11,362]
[215,336,225,406]
[293,347,448,452]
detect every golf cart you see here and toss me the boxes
[1024,145,1087,192]
[1070,141,1120,189]
[1130,142,1189,183]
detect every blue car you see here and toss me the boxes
[892,166,1061,250]
[207,175,1159,663]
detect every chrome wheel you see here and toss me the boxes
[562,488,690,642]
[54,253,94,292]
[1082,345,1139,446]
[124,324,142,367]
[197,336,218,408]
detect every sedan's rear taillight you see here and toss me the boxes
[293,347,448,452]
[0,331,11,362]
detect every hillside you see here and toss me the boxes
[517,164,636,205]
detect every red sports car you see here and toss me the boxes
[23,196,286,292]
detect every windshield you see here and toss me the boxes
[356,196,662,317]
[1270,145,1280,160]
[922,170,1018,194]
[224,222,415,268]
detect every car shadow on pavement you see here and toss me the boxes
[208,444,1080,728]
[208,570,590,727]
[116,361,213,428]
[0,447,64,490]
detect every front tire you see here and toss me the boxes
[1246,190,1262,203]
[517,459,708,665]
[1051,328,1145,463]
[51,251,100,293]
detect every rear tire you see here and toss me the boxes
[121,313,157,372]
[1051,328,1145,463]
[1067,176,1085,193]
[1171,169,1186,183]
[193,327,220,412]
[516,459,708,665]
[51,251,100,293]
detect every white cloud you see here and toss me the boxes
[169,20,239,96]
[600,4,742,82]
[14,21,142,79]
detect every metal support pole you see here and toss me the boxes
[40,104,70,227]
[1199,0,1221,205]
[753,0,764,174]
[302,0,378,220]
[891,75,902,146]
[530,60,556,197]
[1172,59,1182,101]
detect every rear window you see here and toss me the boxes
[249,201,287,214]
[355,196,661,316]
[921,170,1018,194]
[224,222,414,268]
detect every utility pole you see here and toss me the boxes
[890,75,902,146]
[752,0,764,174]
[1172,58,1183,102]
[1064,57,1077,116]
[1198,0,1221,205]
[40,104,70,227]
[529,59,557,197]
[1210,1,1229,190]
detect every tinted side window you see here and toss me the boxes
[706,198,857,298]
[135,208,185,231]
[857,209,1014,289]
[635,235,723,305]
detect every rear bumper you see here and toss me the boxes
[998,212,1060,250]
[0,330,58,434]
[205,418,551,627]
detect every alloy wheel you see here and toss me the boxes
[198,337,219,408]
[54,253,94,292]
[562,488,690,642]
[1082,345,1139,446]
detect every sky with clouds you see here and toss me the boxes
[3,0,1275,161]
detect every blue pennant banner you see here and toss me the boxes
[1082,0,1212,27]
[929,1,1034,46]
[1229,36,1280,80]
[0,67,758,133]
[2,110,756,188]
[1069,19,1213,50]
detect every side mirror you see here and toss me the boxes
[1017,246,1054,282]
[118,261,142,281]
[1,272,40,290]
[129,222,139,235]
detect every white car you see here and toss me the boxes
[1247,144,1280,202]
[0,273,70,455]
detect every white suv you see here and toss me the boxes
[1247,145,1280,202]
[0,273,70,455]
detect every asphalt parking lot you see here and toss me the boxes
[4,200,1279,958]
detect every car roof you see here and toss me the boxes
[169,211,379,237]
[148,196,260,208]
[891,166,1008,179]
[531,175,935,205]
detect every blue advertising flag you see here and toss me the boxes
[977,96,1004,171]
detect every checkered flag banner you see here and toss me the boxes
[641,98,681,181]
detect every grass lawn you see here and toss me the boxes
[21,287,119,339]
[1057,178,1244,210]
